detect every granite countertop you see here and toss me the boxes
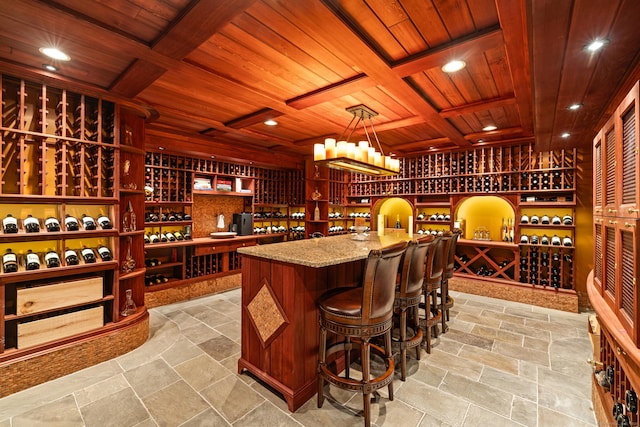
[237,231,412,267]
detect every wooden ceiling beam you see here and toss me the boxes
[393,137,451,151]
[391,26,504,77]
[224,108,285,129]
[286,73,374,109]
[464,126,524,141]
[495,0,534,135]
[111,0,258,97]
[439,95,516,118]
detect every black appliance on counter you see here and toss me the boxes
[232,213,253,236]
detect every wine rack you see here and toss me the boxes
[0,72,147,380]
[345,143,577,292]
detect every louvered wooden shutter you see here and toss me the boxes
[606,128,616,206]
[621,230,634,320]
[595,141,602,206]
[622,107,636,205]
[605,227,616,296]
[595,223,603,284]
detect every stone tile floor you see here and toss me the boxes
[0,289,598,426]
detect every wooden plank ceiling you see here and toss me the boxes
[0,0,639,162]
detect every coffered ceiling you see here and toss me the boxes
[1,0,639,163]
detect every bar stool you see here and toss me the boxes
[317,241,408,427]
[393,235,436,380]
[440,231,460,333]
[421,234,445,353]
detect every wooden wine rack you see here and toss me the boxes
[0,72,149,396]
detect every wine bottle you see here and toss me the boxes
[97,246,112,261]
[502,218,508,242]
[81,247,96,263]
[395,214,401,229]
[23,215,40,233]
[3,214,18,234]
[149,232,159,243]
[44,249,61,268]
[160,233,168,242]
[314,203,320,221]
[144,233,151,244]
[509,218,514,243]
[82,214,97,230]
[97,214,112,229]
[3,248,18,272]
[65,214,79,231]
[65,248,80,265]
[45,216,61,232]
[166,232,176,241]
[174,230,184,241]
[25,249,40,271]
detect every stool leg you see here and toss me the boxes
[361,338,371,427]
[400,307,407,381]
[412,305,421,361]
[441,279,448,333]
[345,336,352,379]
[384,329,394,401]
[317,326,326,408]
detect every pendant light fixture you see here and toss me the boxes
[313,105,400,176]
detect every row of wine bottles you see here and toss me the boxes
[144,229,191,244]
[2,213,112,234]
[2,246,112,273]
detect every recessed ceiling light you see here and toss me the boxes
[264,119,278,126]
[586,39,607,52]
[568,103,582,110]
[561,132,571,138]
[43,64,57,72]
[482,125,497,132]
[39,47,70,61]
[477,139,484,143]
[442,60,466,73]
[210,155,216,159]
[158,146,166,150]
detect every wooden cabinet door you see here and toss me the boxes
[594,130,604,217]
[593,217,604,294]
[617,218,639,344]
[617,81,640,219]
[603,116,618,217]
[603,219,618,310]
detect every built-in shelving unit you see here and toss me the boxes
[0,73,149,395]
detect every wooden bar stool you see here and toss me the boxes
[317,241,408,427]
[421,235,445,353]
[440,231,460,333]
[393,235,436,380]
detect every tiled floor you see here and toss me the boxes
[0,289,598,427]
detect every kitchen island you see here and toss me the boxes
[237,231,411,411]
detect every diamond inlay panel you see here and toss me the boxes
[246,278,288,347]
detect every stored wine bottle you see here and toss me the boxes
[174,231,184,241]
[65,214,79,231]
[3,214,18,234]
[25,249,40,271]
[81,247,96,263]
[45,216,61,232]
[44,249,61,268]
[82,214,97,230]
[97,246,112,261]
[23,215,40,233]
[65,248,79,265]
[160,233,168,242]
[3,248,18,272]
[144,233,151,244]
[149,232,159,243]
[97,214,112,229]
[166,232,176,241]
[395,214,401,229]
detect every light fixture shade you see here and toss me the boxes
[313,105,400,176]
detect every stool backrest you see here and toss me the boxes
[361,241,408,321]
[444,230,460,279]
[398,235,436,297]
[425,235,446,287]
